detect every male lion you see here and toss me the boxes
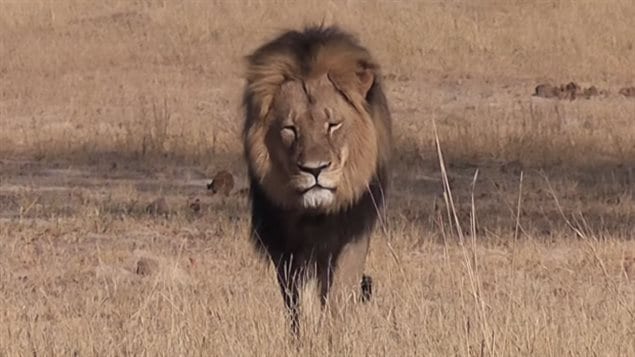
[242,25,392,334]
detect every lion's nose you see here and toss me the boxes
[297,160,331,178]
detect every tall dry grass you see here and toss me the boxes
[0,161,634,355]
[1,0,635,165]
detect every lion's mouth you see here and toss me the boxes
[299,184,336,195]
[298,185,336,208]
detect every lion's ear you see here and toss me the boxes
[356,68,374,98]
[328,61,376,102]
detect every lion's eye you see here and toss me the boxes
[327,122,342,135]
[281,125,297,142]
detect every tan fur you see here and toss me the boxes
[243,30,390,214]
[326,234,371,315]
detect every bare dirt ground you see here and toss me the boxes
[1,1,635,355]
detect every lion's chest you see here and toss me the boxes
[281,201,379,259]
[249,176,385,262]
[283,214,344,252]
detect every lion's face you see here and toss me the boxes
[246,73,379,212]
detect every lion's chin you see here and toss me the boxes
[300,188,335,209]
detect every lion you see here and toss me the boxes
[241,25,392,335]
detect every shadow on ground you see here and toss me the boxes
[1,147,633,239]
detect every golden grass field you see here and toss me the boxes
[1,0,635,355]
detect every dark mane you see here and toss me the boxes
[242,25,391,259]
[245,25,370,74]
[241,25,393,335]
[241,24,387,126]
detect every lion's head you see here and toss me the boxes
[242,26,391,213]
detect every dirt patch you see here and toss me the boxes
[533,82,608,100]
[618,86,635,97]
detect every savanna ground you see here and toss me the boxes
[1,1,634,355]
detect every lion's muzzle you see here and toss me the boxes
[295,159,338,208]
[297,160,331,178]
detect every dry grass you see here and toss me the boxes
[1,0,635,356]
[1,159,634,356]
[2,0,635,165]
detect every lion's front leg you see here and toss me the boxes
[320,234,371,316]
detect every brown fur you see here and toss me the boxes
[241,25,392,334]
[243,28,391,213]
